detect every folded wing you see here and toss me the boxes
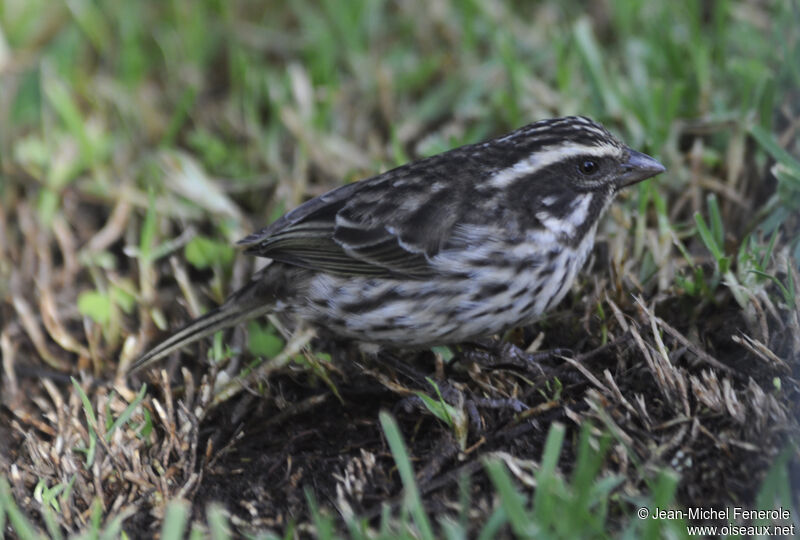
[238,162,468,279]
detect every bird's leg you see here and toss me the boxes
[468,395,528,413]
[457,339,572,375]
[395,385,527,439]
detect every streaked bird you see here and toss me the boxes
[131,116,665,373]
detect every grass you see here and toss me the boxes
[1,0,798,537]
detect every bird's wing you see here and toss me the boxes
[237,158,470,278]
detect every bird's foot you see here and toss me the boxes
[459,340,572,375]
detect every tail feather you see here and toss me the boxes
[128,278,274,374]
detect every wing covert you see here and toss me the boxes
[237,162,467,278]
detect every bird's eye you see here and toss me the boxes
[579,160,599,175]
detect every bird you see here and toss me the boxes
[130,116,665,373]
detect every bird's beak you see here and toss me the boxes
[617,149,665,189]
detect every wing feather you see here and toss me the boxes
[236,162,468,278]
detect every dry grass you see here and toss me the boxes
[1,0,798,537]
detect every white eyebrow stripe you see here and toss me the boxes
[487,143,621,188]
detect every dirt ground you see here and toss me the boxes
[3,263,796,536]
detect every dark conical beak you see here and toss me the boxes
[617,149,665,189]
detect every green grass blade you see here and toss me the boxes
[378,411,435,540]
[0,478,45,540]
[161,499,190,540]
[483,459,532,537]
[105,384,147,442]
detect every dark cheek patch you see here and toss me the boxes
[507,168,579,227]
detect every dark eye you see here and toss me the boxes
[579,160,599,175]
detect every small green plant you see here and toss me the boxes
[694,193,750,308]
[749,125,800,263]
[413,378,469,450]
[675,193,751,309]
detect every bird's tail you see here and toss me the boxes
[128,276,276,374]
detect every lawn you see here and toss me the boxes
[0,0,798,537]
